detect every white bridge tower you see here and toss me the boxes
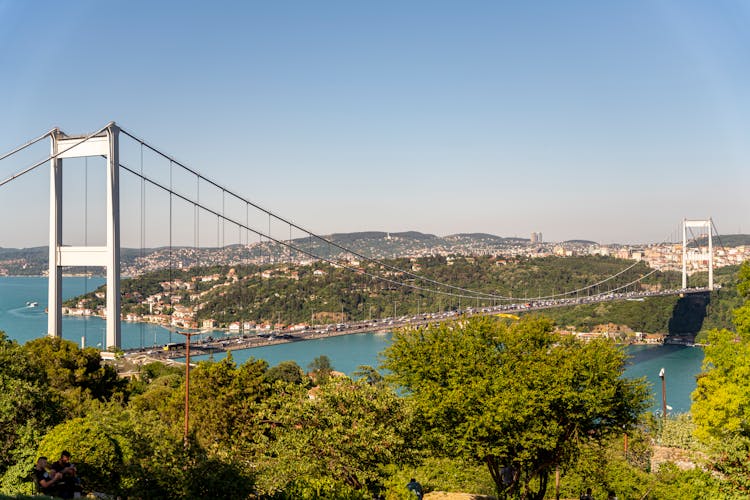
[48,123,121,349]
[682,218,713,291]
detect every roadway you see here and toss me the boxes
[124,286,713,360]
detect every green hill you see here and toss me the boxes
[66,255,744,339]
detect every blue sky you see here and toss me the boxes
[0,1,748,247]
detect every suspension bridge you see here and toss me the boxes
[0,122,723,349]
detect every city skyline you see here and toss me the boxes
[1,1,748,247]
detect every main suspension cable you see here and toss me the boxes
[0,124,112,188]
[118,126,645,301]
[0,128,56,163]
[118,161,500,301]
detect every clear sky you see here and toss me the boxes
[0,1,748,247]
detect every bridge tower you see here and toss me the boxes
[48,123,121,349]
[682,218,713,291]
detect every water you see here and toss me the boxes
[1,277,703,413]
[0,276,187,349]
[192,331,395,376]
[624,344,704,414]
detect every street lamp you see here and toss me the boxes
[659,367,667,419]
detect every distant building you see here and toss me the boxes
[530,232,543,243]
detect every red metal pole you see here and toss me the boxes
[184,334,190,447]
[179,331,196,448]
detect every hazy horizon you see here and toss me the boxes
[0,227,742,251]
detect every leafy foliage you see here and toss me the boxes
[265,360,307,385]
[384,316,650,499]
[23,336,126,412]
[0,332,60,490]
[38,414,124,494]
[163,353,270,453]
[257,377,415,497]
[691,261,750,494]
[307,355,333,384]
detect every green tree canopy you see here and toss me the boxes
[0,332,60,489]
[383,316,650,499]
[37,414,125,494]
[163,353,270,453]
[265,360,306,386]
[308,355,333,385]
[23,337,125,411]
[258,377,414,497]
[692,261,750,492]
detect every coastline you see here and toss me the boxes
[127,323,397,361]
[131,318,683,363]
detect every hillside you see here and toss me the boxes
[537,265,741,340]
[66,255,740,339]
[0,231,556,275]
[692,234,750,247]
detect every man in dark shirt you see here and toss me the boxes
[406,478,424,499]
[50,450,79,499]
[33,457,62,496]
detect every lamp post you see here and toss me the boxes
[659,367,667,419]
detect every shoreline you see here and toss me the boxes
[126,324,397,361]
[127,320,689,363]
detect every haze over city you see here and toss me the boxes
[1,1,748,247]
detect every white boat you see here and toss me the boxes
[26,301,38,307]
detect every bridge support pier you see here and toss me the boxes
[48,123,121,349]
[682,218,713,291]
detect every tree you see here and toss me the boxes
[308,355,333,385]
[352,365,384,387]
[265,360,306,385]
[383,316,649,499]
[0,332,60,492]
[38,413,125,494]
[692,261,750,492]
[23,337,125,412]
[257,377,415,498]
[163,353,270,452]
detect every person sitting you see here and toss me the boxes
[406,478,424,499]
[33,456,63,496]
[50,450,81,499]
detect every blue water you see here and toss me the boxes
[624,344,704,414]
[0,276,186,349]
[192,331,395,376]
[1,277,703,413]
